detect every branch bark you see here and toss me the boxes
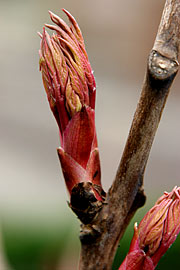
[79,1,180,269]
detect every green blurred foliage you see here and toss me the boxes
[0,206,80,270]
[2,224,66,270]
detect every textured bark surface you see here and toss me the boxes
[78,1,180,269]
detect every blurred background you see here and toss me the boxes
[0,0,180,269]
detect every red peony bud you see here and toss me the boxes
[39,10,104,217]
[119,186,180,270]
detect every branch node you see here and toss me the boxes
[149,50,179,81]
[131,187,146,211]
[80,224,101,244]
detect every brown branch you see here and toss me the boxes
[79,1,180,269]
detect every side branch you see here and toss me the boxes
[109,0,180,235]
[79,1,180,269]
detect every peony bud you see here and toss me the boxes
[39,10,105,223]
[119,186,180,270]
